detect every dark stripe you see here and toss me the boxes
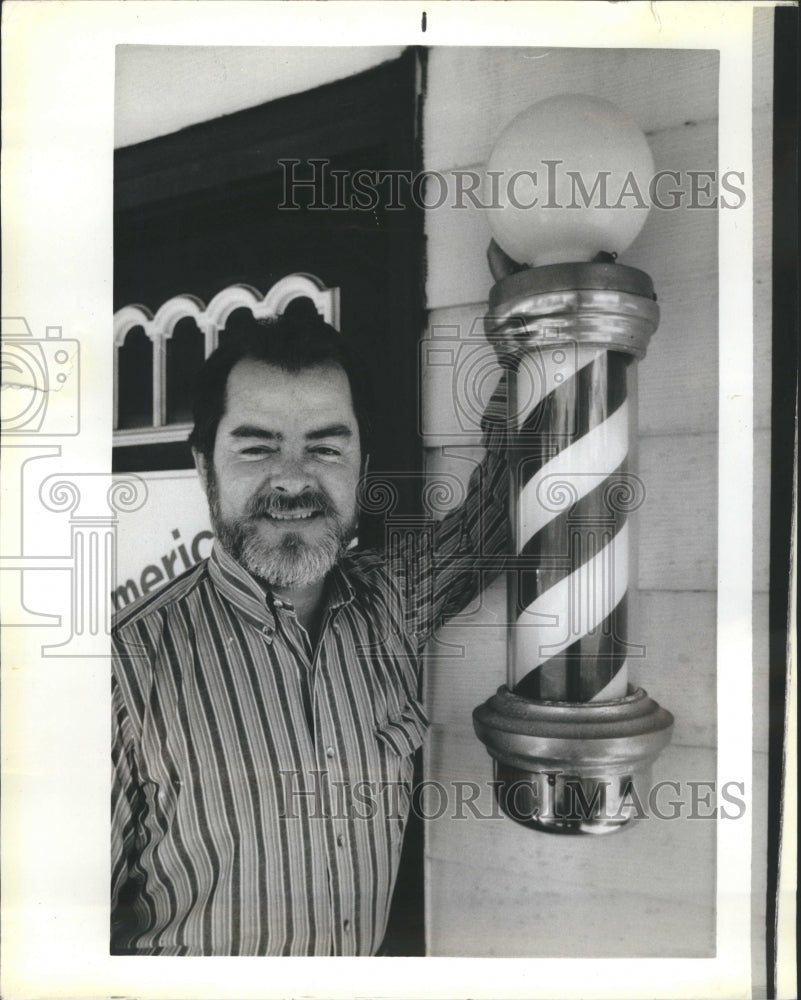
[327,619,378,954]
[514,594,628,701]
[232,605,304,954]
[238,603,304,954]
[163,602,228,951]
[138,619,200,952]
[197,587,261,956]
[517,351,630,477]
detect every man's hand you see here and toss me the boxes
[485,240,532,366]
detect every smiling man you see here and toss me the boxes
[200,352,363,646]
[111,313,508,956]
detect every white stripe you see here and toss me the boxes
[513,522,628,674]
[518,401,629,547]
[590,662,629,701]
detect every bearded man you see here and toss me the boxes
[111,313,508,956]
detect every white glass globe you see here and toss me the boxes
[486,94,654,267]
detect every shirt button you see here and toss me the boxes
[343,919,351,932]
[325,746,335,759]
[336,834,344,847]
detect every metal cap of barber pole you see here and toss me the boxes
[486,261,659,359]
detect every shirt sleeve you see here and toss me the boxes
[110,665,144,944]
[404,368,511,642]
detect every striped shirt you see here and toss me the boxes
[111,387,508,956]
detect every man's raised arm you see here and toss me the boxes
[401,365,512,642]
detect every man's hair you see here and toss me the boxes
[188,312,373,463]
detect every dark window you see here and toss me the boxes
[117,326,153,429]
[166,317,205,424]
[219,306,257,346]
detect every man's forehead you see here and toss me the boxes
[222,357,357,425]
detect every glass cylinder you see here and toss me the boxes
[508,344,642,703]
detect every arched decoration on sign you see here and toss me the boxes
[113,274,340,438]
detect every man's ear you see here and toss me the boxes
[193,448,209,495]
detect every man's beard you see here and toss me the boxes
[205,466,357,589]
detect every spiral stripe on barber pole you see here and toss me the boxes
[510,345,632,702]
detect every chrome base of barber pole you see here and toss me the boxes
[473,685,674,834]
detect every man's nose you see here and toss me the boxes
[269,457,314,495]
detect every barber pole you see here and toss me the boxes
[511,336,633,704]
[474,262,674,833]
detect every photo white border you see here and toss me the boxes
[1,2,763,997]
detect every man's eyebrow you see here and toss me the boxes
[227,424,353,442]
[229,426,281,440]
[305,424,353,441]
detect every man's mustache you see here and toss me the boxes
[245,490,336,519]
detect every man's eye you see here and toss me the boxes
[240,446,276,457]
[310,446,341,458]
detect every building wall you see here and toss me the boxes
[114,45,404,147]
[421,32,772,980]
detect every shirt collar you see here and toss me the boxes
[208,541,355,628]
[326,560,356,610]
